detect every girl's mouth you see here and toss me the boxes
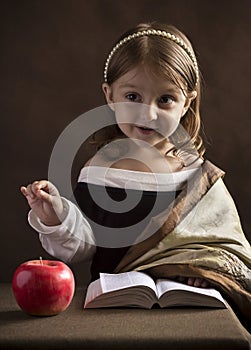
[135,125,155,135]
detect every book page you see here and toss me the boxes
[84,278,103,307]
[100,271,157,294]
[156,279,226,305]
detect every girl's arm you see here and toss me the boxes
[21,181,96,263]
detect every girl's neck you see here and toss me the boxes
[109,138,183,173]
[91,136,188,173]
[124,137,173,155]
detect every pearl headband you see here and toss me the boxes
[104,29,199,85]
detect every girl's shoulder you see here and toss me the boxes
[83,151,203,173]
[84,156,151,172]
[83,157,93,167]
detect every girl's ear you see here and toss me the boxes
[102,83,115,111]
[181,91,197,117]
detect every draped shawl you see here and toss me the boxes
[112,161,251,325]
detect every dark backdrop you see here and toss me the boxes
[1,0,250,284]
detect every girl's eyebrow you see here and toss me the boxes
[118,83,139,89]
[119,83,181,95]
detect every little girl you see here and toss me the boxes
[21,22,251,321]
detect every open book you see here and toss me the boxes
[84,271,226,309]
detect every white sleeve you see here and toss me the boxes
[28,197,96,263]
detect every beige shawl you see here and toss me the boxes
[114,160,251,323]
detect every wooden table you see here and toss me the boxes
[0,283,250,349]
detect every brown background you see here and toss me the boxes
[1,0,250,284]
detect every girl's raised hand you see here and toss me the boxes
[20,180,65,226]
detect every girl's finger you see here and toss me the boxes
[20,186,28,196]
[35,188,52,203]
[201,279,210,288]
[21,180,59,205]
[31,180,47,193]
[187,277,195,286]
[24,184,36,199]
[29,181,49,200]
[193,278,203,287]
[31,180,58,197]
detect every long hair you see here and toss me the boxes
[92,22,205,157]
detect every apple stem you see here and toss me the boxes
[39,256,43,265]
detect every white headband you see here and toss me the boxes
[104,29,199,85]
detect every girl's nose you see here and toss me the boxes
[148,104,158,121]
[139,103,158,123]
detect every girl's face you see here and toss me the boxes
[102,65,196,152]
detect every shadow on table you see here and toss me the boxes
[0,309,51,324]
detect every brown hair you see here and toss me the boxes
[92,22,205,157]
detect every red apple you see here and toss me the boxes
[12,258,75,316]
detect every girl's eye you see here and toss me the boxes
[159,95,174,105]
[125,93,141,102]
